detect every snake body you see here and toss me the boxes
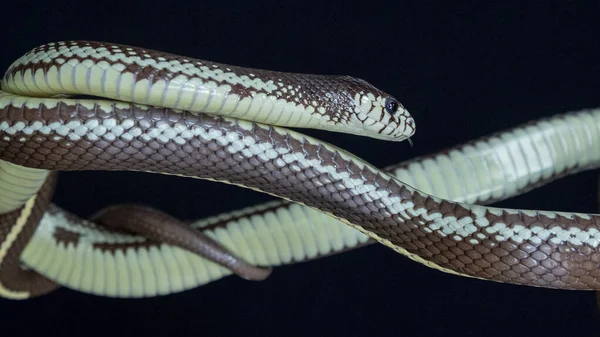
[1,41,600,298]
[18,106,600,298]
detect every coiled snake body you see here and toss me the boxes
[0,41,599,299]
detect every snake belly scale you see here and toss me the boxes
[1,41,600,298]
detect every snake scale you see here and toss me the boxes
[0,41,599,299]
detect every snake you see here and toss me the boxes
[1,41,599,299]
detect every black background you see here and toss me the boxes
[1,1,600,336]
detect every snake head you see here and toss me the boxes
[323,76,416,142]
[352,89,415,142]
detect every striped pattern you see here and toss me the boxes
[17,107,600,297]
[0,195,38,299]
[1,41,600,297]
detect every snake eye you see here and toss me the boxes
[385,98,399,114]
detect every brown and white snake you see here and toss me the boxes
[0,41,599,299]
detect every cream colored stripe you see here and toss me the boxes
[0,195,37,299]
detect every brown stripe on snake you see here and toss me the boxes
[52,225,81,248]
[0,172,58,297]
[90,204,271,281]
[2,99,600,290]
